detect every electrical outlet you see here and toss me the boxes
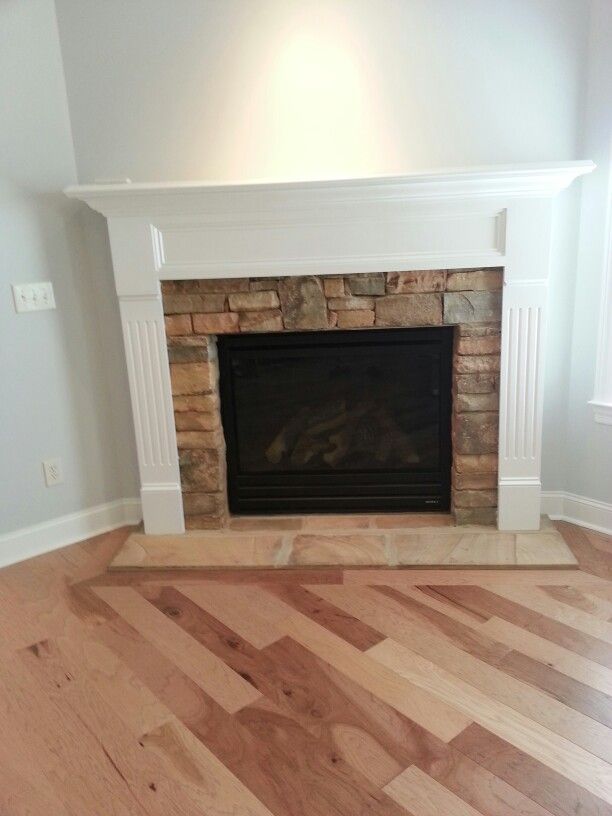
[42,458,63,487]
[12,282,56,313]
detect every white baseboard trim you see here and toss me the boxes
[0,498,142,569]
[541,491,612,535]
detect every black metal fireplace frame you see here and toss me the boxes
[217,327,453,515]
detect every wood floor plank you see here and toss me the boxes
[314,585,612,762]
[481,615,612,696]
[385,765,483,816]
[452,723,612,816]
[367,637,612,804]
[433,585,612,668]
[541,585,612,620]
[94,585,262,712]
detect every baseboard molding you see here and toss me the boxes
[0,498,142,569]
[541,491,612,535]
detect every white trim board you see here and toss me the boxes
[0,498,142,569]
[541,491,612,535]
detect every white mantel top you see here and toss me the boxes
[66,161,594,534]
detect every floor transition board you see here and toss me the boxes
[0,521,611,814]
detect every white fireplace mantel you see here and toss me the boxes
[66,161,594,534]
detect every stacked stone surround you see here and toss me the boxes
[162,269,503,529]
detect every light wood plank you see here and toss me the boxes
[385,765,483,816]
[94,585,261,712]
[368,637,612,805]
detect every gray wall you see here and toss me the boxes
[0,0,137,535]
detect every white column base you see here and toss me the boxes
[497,478,542,530]
[141,484,185,534]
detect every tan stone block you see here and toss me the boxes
[179,449,223,492]
[453,489,497,508]
[174,411,219,431]
[454,412,498,454]
[182,492,225,515]
[168,334,211,363]
[335,309,376,328]
[455,373,498,393]
[456,355,501,374]
[386,270,446,293]
[327,296,375,311]
[239,309,284,332]
[170,362,214,395]
[328,310,339,328]
[453,471,497,489]
[446,269,503,291]
[455,393,499,412]
[323,277,345,297]
[457,335,502,355]
[176,430,221,449]
[454,507,497,526]
[163,293,226,314]
[228,290,280,311]
[346,273,385,295]
[457,323,501,338]
[454,453,498,473]
[164,314,192,336]
[162,279,249,294]
[278,276,328,330]
[173,394,218,412]
[192,312,239,334]
[250,278,280,291]
[375,294,443,327]
[444,292,502,324]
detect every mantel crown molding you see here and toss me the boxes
[65,161,594,218]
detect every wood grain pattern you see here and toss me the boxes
[1,520,612,815]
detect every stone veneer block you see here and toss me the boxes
[455,393,499,412]
[163,279,249,294]
[176,430,221,449]
[170,362,215,396]
[346,273,385,295]
[454,453,498,473]
[455,355,501,374]
[453,471,497,489]
[375,294,443,326]
[278,276,328,330]
[238,310,284,332]
[192,312,239,334]
[446,269,503,291]
[228,290,280,311]
[250,278,280,291]
[179,449,223,492]
[164,314,192,336]
[182,492,225,515]
[454,412,498,454]
[455,373,498,393]
[323,277,345,297]
[167,343,209,363]
[173,394,218,413]
[174,411,219,431]
[163,293,227,314]
[327,296,376,311]
[454,507,497,525]
[335,309,376,329]
[453,489,497,507]
[444,291,502,324]
[386,270,446,293]
[457,335,502,355]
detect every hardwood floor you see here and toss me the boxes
[0,521,611,814]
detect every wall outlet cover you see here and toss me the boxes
[42,458,63,487]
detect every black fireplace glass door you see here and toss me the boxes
[218,327,453,514]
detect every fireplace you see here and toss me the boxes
[218,327,453,514]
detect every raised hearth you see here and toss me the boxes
[66,162,594,533]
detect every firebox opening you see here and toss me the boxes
[218,327,453,515]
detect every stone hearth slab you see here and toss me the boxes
[109,515,577,570]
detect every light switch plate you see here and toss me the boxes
[12,282,56,313]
